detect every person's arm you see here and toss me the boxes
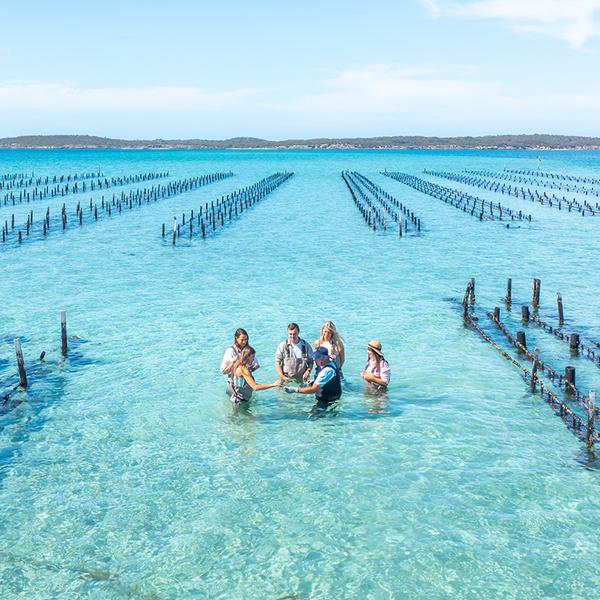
[361,360,389,387]
[338,343,345,368]
[275,343,286,380]
[286,365,332,394]
[289,382,320,394]
[241,367,278,391]
[251,357,260,372]
[361,372,388,387]
[220,348,234,374]
[302,341,314,382]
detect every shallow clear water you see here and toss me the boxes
[1,149,600,599]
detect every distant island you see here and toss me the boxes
[1,134,600,150]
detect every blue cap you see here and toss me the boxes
[313,346,331,361]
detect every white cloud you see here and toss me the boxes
[423,0,600,48]
[0,82,260,111]
[267,65,600,135]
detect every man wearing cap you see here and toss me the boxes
[283,346,342,407]
[360,340,391,389]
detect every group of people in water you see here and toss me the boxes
[220,322,391,412]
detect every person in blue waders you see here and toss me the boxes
[283,346,342,415]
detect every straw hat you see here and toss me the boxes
[367,340,384,356]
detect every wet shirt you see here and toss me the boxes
[364,357,391,384]
[220,346,259,374]
[314,362,337,387]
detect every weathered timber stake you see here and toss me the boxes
[172,217,177,246]
[588,391,596,449]
[557,292,564,325]
[516,331,527,352]
[60,310,68,356]
[506,278,512,306]
[531,348,539,390]
[521,305,530,322]
[14,338,27,388]
[532,278,541,308]
[565,366,576,387]
[493,307,500,321]
[469,278,475,304]
[569,333,580,353]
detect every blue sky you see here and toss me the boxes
[1,0,600,138]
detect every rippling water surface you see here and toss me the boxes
[1,149,600,599]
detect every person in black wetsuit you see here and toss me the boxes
[283,346,342,412]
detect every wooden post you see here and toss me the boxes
[493,307,500,322]
[531,348,539,390]
[521,305,530,322]
[565,366,575,387]
[60,310,68,357]
[532,278,541,308]
[14,338,27,388]
[587,391,596,449]
[469,278,475,304]
[172,217,177,246]
[505,278,512,306]
[557,292,564,326]
[569,333,580,353]
[516,331,527,353]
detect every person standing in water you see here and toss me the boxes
[229,346,279,404]
[360,340,390,390]
[283,346,342,410]
[275,323,313,384]
[313,321,345,375]
[221,328,259,395]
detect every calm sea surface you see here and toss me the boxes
[1,149,600,599]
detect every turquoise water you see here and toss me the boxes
[1,149,600,599]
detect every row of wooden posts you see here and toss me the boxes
[0,172,233,248]
[462,277,599,448]
[505,168,600,187]
[354,171,422,233]
[164,172,293,244]
[0,171,34,182]
[11,311,69,390]
[342,171,422,235]
[383,172,531,223]
[466,168,600,199]
[427,169,598,215]
[0,171,104,192]
[1,171,170,207]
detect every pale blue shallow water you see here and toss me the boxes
[0,149,600,599]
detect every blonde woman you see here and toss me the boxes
[314,321,345,372]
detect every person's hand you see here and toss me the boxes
[273,380,282,387]
[284,386,299,394]
[302,370,311,382]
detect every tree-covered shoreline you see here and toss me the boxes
[1,134,600,150]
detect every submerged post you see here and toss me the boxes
[557,292,564,326]
[569,333,580,354]
[14,338,27,388]
[505,278,512,307]
[531,348,539,390]
[469,278,475,305]
[587,391,596,449]
[60,310,68,357]
[521,305,530,322]
[565,366,576,387]
[516,331,527,353]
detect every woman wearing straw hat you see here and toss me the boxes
[360,340,391,389]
